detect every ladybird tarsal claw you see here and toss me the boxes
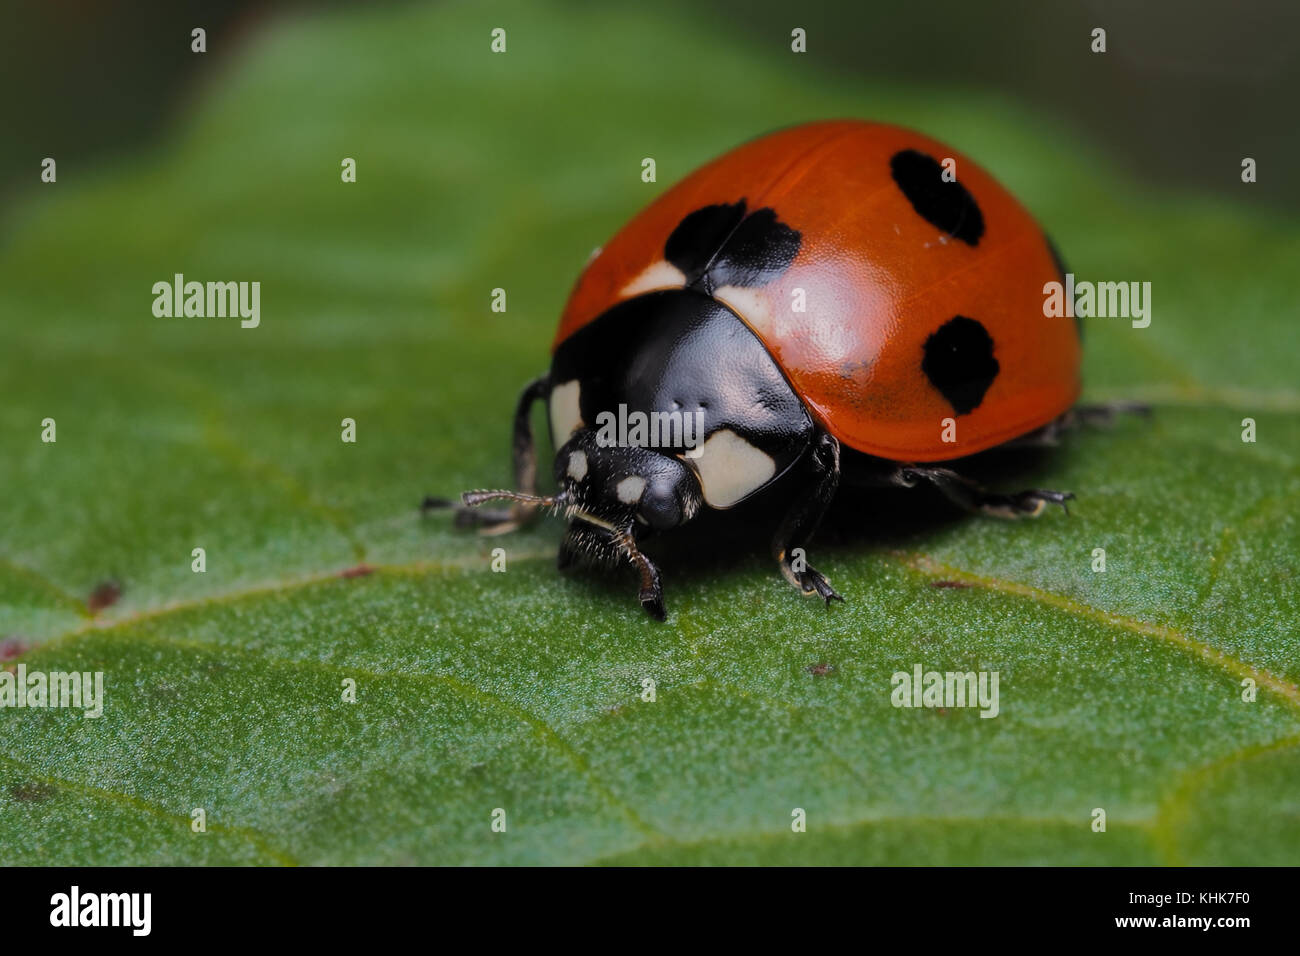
[799,569,844,605]
[638,586,666,622]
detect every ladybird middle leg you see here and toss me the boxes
[892,466,1074,519]
[772,431,845,606]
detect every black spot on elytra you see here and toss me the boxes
[665,203,744,281]
[890,150,984,246]
[665,200,801,294]
[922,316,999,415]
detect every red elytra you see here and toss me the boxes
[553,120,1081,461]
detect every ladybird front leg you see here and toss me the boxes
[559,522,667,620]
[894,466,1074,519]
[611,528,666,621]
[634,556,666,622]
[772,431,844,607]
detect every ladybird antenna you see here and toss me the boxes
[461,489,566,510]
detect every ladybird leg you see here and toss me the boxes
[772,432,845,606]
[559,522,667,619]
[423,376,549,533]
[894,466,1074,519]
[508,375,550,501]
[1002,401,1151,448]
[633,553,666,621]
[1072,400,1152,425]
[611,529,666,620]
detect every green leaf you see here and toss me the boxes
[2,0,1297,865]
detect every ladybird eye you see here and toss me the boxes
[637,484,682,531]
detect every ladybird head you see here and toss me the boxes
[552,429,702,533]
[458,428,702,538]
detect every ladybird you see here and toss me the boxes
[433,120,1125,620]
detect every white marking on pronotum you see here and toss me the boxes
[690,429,776,508]
[549,380,583,442]
[567,450,588,481]
[619,260,687,297]
[616,475,646,504]
[714,284,773,336]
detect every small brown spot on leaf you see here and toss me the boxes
[10,782,56,803]
[340,564,375,579]
[87,579,123,613]
[807,663,835,676]
[930,580,972,589]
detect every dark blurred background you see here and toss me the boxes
[4,0,1297,225]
